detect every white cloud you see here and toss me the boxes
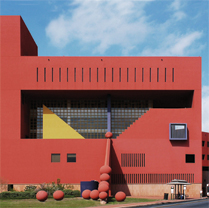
[46,0,151,53]
[202,86,209,132]
[45,0,204,56]
[169,0,186,21]
[141,31,203,56]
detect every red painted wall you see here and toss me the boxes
[0,16,202,185]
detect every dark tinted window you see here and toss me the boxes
[186,154,195,163]
[67,154,76,162]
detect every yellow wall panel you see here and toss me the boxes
[43,105,84,139]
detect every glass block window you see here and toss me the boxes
[30,100,67,138]
[111,100,149,138]
[68,100,107,139]
[30,99,107,139]
[29,98,150,139]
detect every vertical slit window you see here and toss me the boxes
[67,68,68,82]
[172,68,174,82]
[97,68,99,82]
[149,68,151,82]
[165,68,166,82]
[37,68,38,82]
[104,68,106,82]
[74,68,76,82]
[127,68,129,82]
[112,68,114,82]
[44,68,46,82]
[82,68,84,82]
[52,68,53,82]
[134,68,136,82]
[142,68,144,82]
[119,68,121,82]
[89,68,91,82]
[157,68,159,82]
[59,68,61,82]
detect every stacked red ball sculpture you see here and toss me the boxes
[98,165,112,201]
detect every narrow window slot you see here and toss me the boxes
[134,68,136,82]
[149,68,151,82]
[172,68,174,82]
[165,68,167,82]
[67,68,68,82]
[127,68,129,82]
[104,68,106,82]
[89,68,91,82]
[52,68,53,82]
[112,68,114,82]
[142,68,144,82]
[82,68,84,82]
[97,68,99,82]
[157,68,159,82]
[37,68,38,82]
[119,68,121,82]
[59,68,61,82]
[74,68,76,82]
[44,68,46,82]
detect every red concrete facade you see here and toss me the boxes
[0,16,203,197]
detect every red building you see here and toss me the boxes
[0,16,203,197]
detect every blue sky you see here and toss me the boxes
[1,0,209,132]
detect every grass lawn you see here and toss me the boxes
[0,197,157,208]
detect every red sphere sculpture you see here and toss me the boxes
[100,173,110,181]
[115,191,126,202]
[100,181,109,187]
[100,165,112,174]
[98,183,109,192]
[82,189,91,199]
[53,190,64,201]
[90,190,99,200]
[36,190,48,202]
[105,132,113,138]
[99,191,108,200]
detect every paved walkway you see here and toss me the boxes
[90,197,207,208]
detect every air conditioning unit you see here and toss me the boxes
[169,123,187,140]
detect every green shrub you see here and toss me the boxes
[72,190,81,197]
[63,189,73,198]
[24,185,37,192]
[0,191,37,199]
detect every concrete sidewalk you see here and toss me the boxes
[90,197,207,208]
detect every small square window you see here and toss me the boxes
[51,154,60,162]
[207,155,209,160]
[67,154,76,162]
[202,141,205,147]
[186,154,195,163]
[202,154,205,160]
[207,142,209,147]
